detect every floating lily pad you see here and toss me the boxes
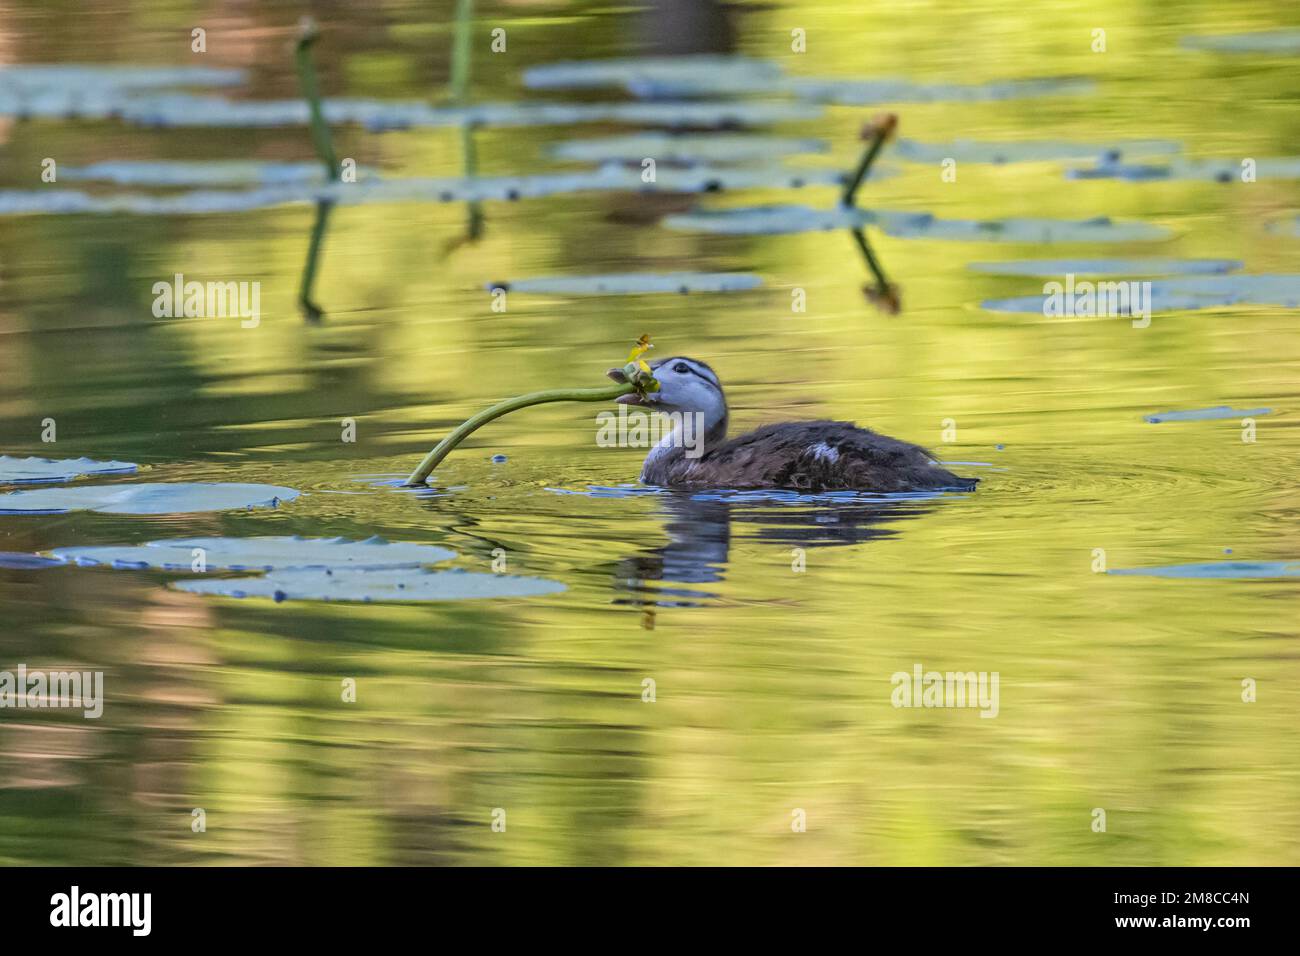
[0,65,246,95]
[0,163,847,218]
[0,455,138,485]
[893,138,1181,164]
[491,272,763,295]
[662,205,1168,242]
[174,567,566,603]
[0,552,64,569]
[786,75,1094,105]
[1109,561,1300,579]
[1068,157,1300,182]
[0,91,819,129]
[523,56,783,96]
[552,133,829,165]
[60,161,374,187]
[982,274,1300,313]
[50,536,454,571]
[1180,31,1300,54]
[522,57,1094,104]
[663,204,876,235]
[968,259,1242,277]
[1144,406,1272,424]
[877,212,1170,242]
[0,482,300,515]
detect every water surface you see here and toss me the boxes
[1,0,1298,866]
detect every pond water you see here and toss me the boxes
[1,0,1298,866]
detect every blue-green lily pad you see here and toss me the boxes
[983,274,1300,313]
[0,91,819,129]
[968,259,1242,277]
[60,161,375,187]
[0,482,300,515]
[50,536,454,571]
[894,138,1181,164]
[522,56,784,96]
[0,164,847,218]
[663,204,875,235]
[0,552,64,569]
[0,455,138,485]
[1180,31,1300,54]
[522,57,1094,104]
[492,272,762,295]
[786,75,1094,105]
[0,65,246,94]
[175,567,566,603]
[1068,157,1300,183]
[1109,561,1300,579]
[551,133,828,165]
[1144,406,1272,423]
[663,205,1169,241]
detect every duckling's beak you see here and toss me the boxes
[608,366,647,404]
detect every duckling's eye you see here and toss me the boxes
[673,362,690,374]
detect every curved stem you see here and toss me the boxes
[403,382,635,486]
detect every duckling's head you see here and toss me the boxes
[609,356,725,414]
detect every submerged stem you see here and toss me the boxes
[403,382,635,486]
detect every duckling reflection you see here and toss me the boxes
[612,492,930,624]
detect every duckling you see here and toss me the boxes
[609,357,977,493]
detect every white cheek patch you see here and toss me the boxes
[808,442,839,463]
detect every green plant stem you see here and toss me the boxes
[295,19,338,182]
[298,199,334,320]
[451,0,483,238]
[841,125,890,207]
[404,382,635,486]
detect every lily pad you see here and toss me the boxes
[0,164,847,218]
[877,212,1170,242]
[662,205,1169,242]
[50,536,454,571]
[491,272,763,295]
[174,567,566,603]
[0,65,246,94]
[893,138,1181,164]
[0,482,300,515]
[1144,406,1272,423]
[786,75,1094,105]
[968,259,1242,277]
[0,91,819,130]
[983,274,1300,314]
[663,204,875,235]
[0,552,64,569]
[523,56,783,96]
[521,57,1094,104]
[60,161,374,187]
[1068,157,1300,182]
[0,455,138,485]
[1180,31,1300,54]
[1108,560,1300,579]
[552,133,829,165]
